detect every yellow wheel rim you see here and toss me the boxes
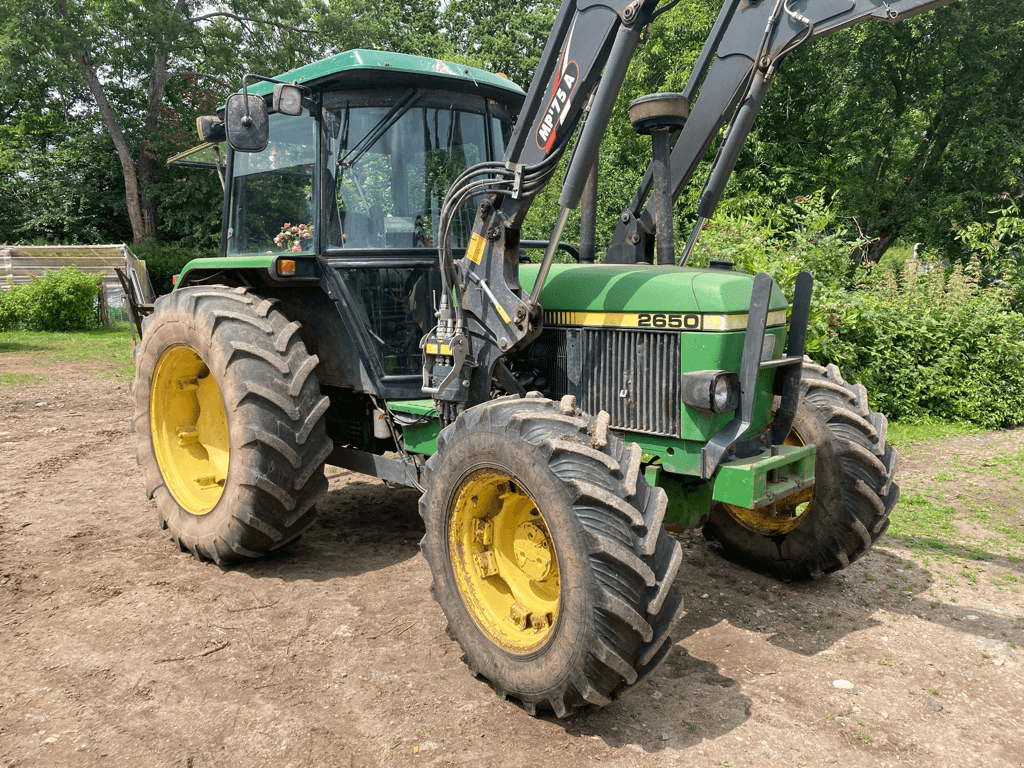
[150,345,229,515]
[448,469,560,654]
[723,428,814,536]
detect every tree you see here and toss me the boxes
[736,0,1024,262]
[439,0,558,86]
[5,0,334,245]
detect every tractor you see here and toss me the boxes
[134,0,951,716]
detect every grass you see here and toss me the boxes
[882,418,1024,576]
[887,418,985,449]
[0,326,134,379]
[888,493,958,545]
[0,372,47,387]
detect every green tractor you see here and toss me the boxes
[134,0,948,717]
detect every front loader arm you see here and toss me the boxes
[422,0,664,416]
[609,0,957,262]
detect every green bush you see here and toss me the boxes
[31,267,103,331]
[807,260,1024,429]
[132,240,217,295]
[0,267,102,332]
[951,199,1024,311]
[0,283,33,330]
[684,194,1024,429]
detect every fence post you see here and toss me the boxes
[98,283,110,327]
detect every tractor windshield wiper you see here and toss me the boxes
[337,89,419,171]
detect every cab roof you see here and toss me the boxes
[244,49,526,109]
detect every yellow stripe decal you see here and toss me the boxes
[466,233,486,265]
[543,309,787,331]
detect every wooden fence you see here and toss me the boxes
[0,244,154,326]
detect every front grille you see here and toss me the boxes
[581,329,681,437]
[522,327,682,437]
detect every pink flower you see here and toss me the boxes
[291,243,301,252]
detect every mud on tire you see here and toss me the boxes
[132,286,332,564]
[703,359,898,580]
[419,394,684,717]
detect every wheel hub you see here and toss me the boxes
[150,345,229,515]
[513,521,553,580]
[448,469,559,654]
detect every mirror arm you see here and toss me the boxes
[239,72,313,97]
[240,74,254,127]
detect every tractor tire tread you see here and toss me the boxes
[133,286,329,564]
[418,395,682,717]
[705,363,897,579]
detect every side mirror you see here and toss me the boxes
[224,93,269,152]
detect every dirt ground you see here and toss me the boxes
[2,346,1023,768]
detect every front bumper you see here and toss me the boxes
[711,443,816,510]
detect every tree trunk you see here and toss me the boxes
[77,58,152,243]
[59,0,185,245]
[137,49,171,243]
[862,227,896,264]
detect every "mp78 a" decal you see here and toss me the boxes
[536,61,579,152]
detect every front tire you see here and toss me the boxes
[419,394,684,717]
[133,286,333,564]
[703,361,898,579]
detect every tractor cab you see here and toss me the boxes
[172,51,525,387]
[220,55,523,258]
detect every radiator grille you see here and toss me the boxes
[581,329,681,437]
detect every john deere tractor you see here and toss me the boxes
[135,0,951,716]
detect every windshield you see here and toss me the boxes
[228,109,316,255]
[324,95,496,250]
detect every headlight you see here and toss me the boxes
[272,83,304,116]
[714,375,735,411]
[681,370,740,414]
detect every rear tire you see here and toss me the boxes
[133,286,332,564]
[703,360,898,580]
[419,394,684,717]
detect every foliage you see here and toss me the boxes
[30,268,104,331]
[688,190,860,293]
[0,119,132,246]
[439,0,558,86]
[0,267,102,332]
[951,199,1024,310]
[687,198,1024,430]
[806,260,1024,429]
[741,0,1024,263]
[0,285,33,331]
[132,240,216,296]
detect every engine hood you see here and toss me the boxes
[519,264,789,319]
